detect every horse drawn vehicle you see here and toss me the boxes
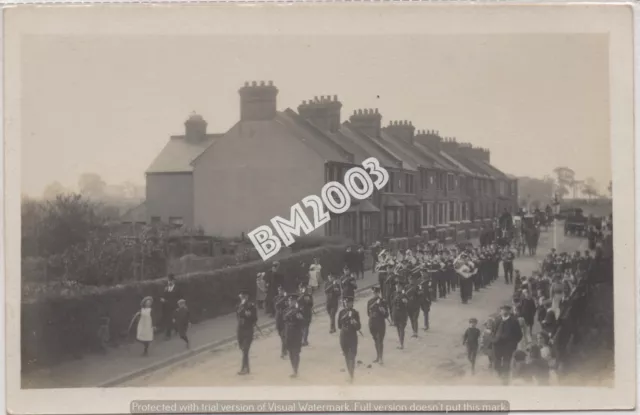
[564,208,588,236]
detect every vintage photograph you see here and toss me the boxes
[4,3,636,413]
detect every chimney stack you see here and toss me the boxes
[297,94,343,133]
[238,80,279,121]
[349,108,382,138]
[415,129,442,151]
[441,136,460,154]
[184,113,208,143]
[384,120,416,144]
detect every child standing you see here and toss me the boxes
[173,299,191,349]
[480,320,495,369]
[462,318,481,374]
[129,296,154,356]
[256,273,267,310]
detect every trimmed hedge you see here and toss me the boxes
[21,245,351,371]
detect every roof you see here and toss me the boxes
[278,110,354,163]
[412,142,454,171]
[437,151,479,176]
[338,123,405,170]
[379,130,437,170]
[465,157,508,179]
[382,194,405,207]
[120,202,147,223]
[146,134,221,174]
[346,199,381,213]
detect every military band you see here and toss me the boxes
[232,232,594,382]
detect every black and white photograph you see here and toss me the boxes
[3,3,636,414]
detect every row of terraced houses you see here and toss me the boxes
[124,81,518,246]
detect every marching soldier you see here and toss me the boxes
[236,290,257,376]
[283,294,305,378]
[325,273,341,333]
[274,286,289,359]
[405,273,421,338]
[391,280,409,349]
[340,266,358,298]
[426,254,439,302]
[384,270,397,323]
[298,285,314,346]
[367,286,389,365]
[418,269,432,330]
[338,296,362,383]
[436,253,447,299]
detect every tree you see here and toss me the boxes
[37,193,105,256]
[42,181,69,200]
[78,173,106,200]
[582,177,599,201]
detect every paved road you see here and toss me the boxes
[127,227,587,387]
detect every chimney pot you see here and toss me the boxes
[260,81,265,86]
[268,80,273,86]
[334,95,338,101]
[375,108,379,114]
[244,81,249,87]
[302,100,307,105]
[358,109,363,115]
[251,81,257,86]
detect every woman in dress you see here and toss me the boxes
[129,296,154,356]
[308,258,322,294]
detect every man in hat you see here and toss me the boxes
[298,285,314,346]
[160,274,182,339]
[367,286,389,364]
[340,266,358,299]
[338,295,361,383]
[502,247,515,284]
[491,305,523,384]
[236,290,258,375]
[274,286,289,359]
[264,262,283,317]
[405,273,422,338]
[418,268,432,330]
[371,241,382,271]
[283,293,305,378]
[391,280,409,349]
[324,273,341,333]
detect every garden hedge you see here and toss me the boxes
[21,244,351,371]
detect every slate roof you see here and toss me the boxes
[146,134,221,174]
[120,202,147,223]
[338,123,406,170]
[378,129,437,170]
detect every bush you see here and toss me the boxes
[21,244,351,371]
[290,235,354,252]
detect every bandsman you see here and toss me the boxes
[338,296,362,383]
[298,285,314,346]
[324,273,341,333]
[283,294,305,378]
[367,286,389,365]
[418,269,432,330]
[405,273,422,338]
[391,280,409,349]
[274,286,289,359]
[236,290,257,376]
[340,266,358,298]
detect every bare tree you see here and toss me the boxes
[582,177,599,201]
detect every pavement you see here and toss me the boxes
[22,253,389,389]
[124,229,588,388]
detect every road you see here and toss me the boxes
[126,226,586,387]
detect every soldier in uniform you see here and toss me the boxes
[283,294,305,378]
[298,285,314,346]
[405,273,422,338]
[384,269,397,323]
[274,286,289,359]
[418,269,432,330]
[324,273,341,333]
[236,290,257,376]
[340,266,358,299]
[426,254,439,302]
[367,286,389,365]
[391,280,409,349]
[338,296,362,383]
[435,253,447,299]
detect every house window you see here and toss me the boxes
[169,216,184,227]
[406,174,414,193]
[151,216,161,224]
[383,171,395,193]
[447,174,455,191]
[449,201,455,222]
[462,202,467,221]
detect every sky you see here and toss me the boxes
[21,33,611,196]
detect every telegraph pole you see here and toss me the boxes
[552,192,560,250]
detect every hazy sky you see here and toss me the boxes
[21,33,610,196]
